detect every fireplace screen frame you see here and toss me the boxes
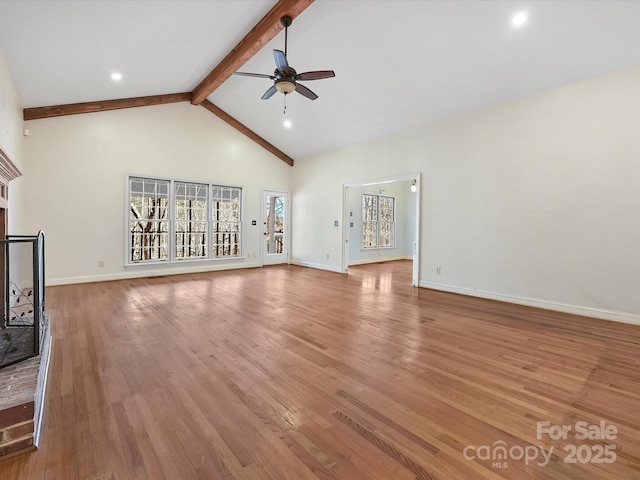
[0,231,45,369]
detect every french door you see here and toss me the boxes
[262,191,288,265]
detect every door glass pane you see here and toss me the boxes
[265,195,285,255]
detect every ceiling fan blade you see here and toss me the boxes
[296,70,335,81]
[273,49,289,70]
[295,83,318,100]
[261,85,278,100]
[234,71,274,79]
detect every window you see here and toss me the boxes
[211,186,241,257]
[129,178,170,262]
[127,176,242,264]
[362,194,378,249]
[175,182,208,259]
[362,193,395,249]
[378,196,395,247]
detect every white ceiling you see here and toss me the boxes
[1,1,640,160]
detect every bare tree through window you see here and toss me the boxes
[129,178,169,262]
[379,196,395,247]
[211,186,241,257]
[175,182,208,259]
[265,195,284,254]
[362,194,395,249]
[362,194,378,248]
[128,177,242,263]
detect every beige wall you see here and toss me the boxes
[18,102,292,284]
[6,41,640,323]
[0,49,22,163]
[292,67,640,324]
[0,48,24,233]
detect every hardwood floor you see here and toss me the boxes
[1,260,639,479]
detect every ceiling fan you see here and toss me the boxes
[234,15,335,101]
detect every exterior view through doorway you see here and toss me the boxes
[262,191,288,265]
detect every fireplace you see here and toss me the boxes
[0,146,51,459]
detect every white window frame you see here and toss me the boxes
[128,177,171,263]
[175,181,209,260]
[362,193,396,250]
[126,175,243,265]
[378,195,396,248]
[211,185,242,258]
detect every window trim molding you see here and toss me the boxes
[125,174,244,266]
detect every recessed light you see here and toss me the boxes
[283,119,292,129]
[111,72,123,81]
[512,11,528,28]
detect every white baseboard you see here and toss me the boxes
[420,281,640,326]
[348,255,412,266]
[290,260,343,273]
[46,261,263,286]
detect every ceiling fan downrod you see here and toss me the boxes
[281,15,292,57]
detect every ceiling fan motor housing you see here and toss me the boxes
[274,65,297,94]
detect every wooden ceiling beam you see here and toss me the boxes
[190,0,313,105]
[200,100,294,166]
[22,94,295,165]
[22,1,310,164]
[23,93,192,121]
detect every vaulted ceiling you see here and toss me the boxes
[1,0,640,164]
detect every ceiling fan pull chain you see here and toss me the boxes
[283,94,287,115]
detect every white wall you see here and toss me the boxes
[17,102,291,284]
[0,47,25,233]
[292,67,640,323]
[347,180,414,265]
[0,48,22,163]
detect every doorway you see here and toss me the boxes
[262,191,289,265]
[342,174,420,286]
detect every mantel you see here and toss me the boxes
[0,145,22,182]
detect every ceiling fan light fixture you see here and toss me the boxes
[275,80,296,94]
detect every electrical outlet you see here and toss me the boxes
[98,260,105,268]
[436,266,441,274]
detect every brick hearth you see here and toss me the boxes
[0,323,51,459]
